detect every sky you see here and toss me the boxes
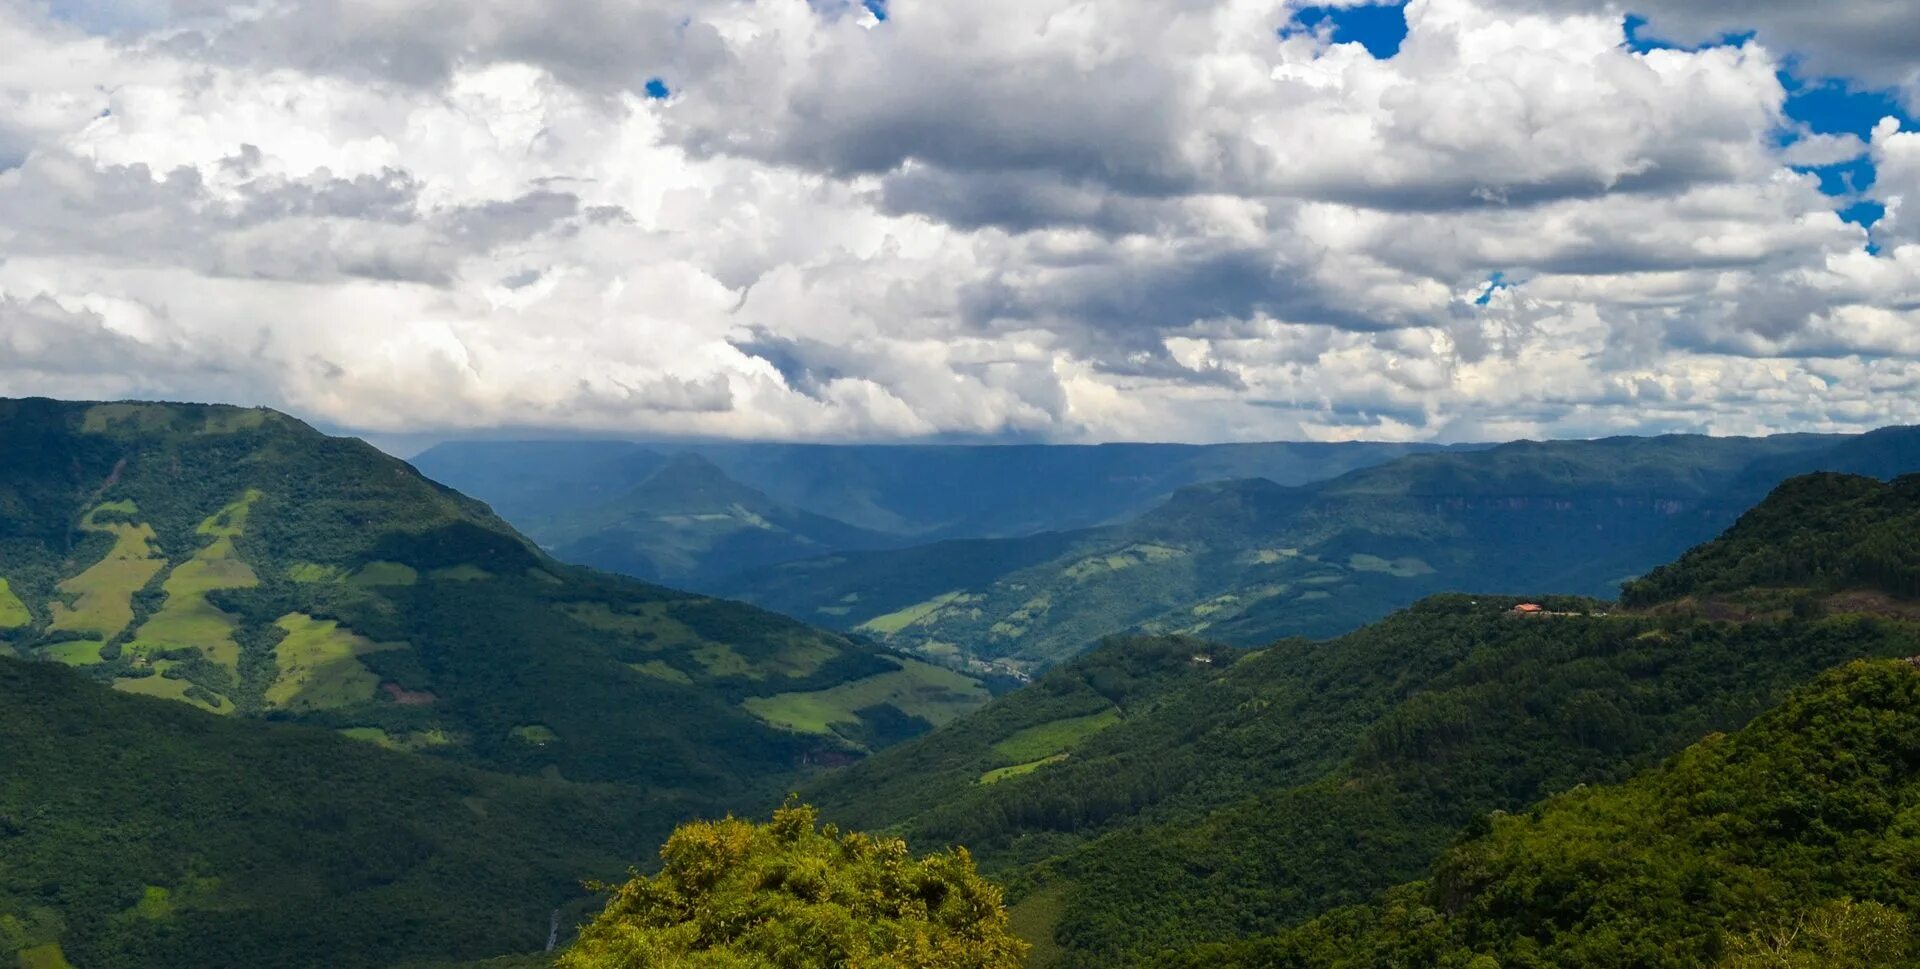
[1,0,1918,444]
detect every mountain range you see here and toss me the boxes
[0,398,989,783]
[7,397,1920,968]
[419,428,1920,678]
[802,471,1920,966]
[719,428,1920,672]
[409,438,1466,589]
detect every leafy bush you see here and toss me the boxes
[561,802,1026,969]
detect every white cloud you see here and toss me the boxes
[0,0,1916,443]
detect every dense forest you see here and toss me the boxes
[0,657,667,969]
[812,474,1920,966]
[1183,658,1920,968]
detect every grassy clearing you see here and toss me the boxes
[198,408,268,434]
[511,725,558,745]
[631,660,692,684]
[764,638,837,678]
[1246,548,1302,565]
[126,493,262,671]
[992,709,1122,764]
[338,727,398,749]
[561,602,704,652]
[131,886,172,921]
[81,402,176,434]
[980,754,1069,785]
[856,591,966,636]
[339,726,458,752]
[1062,544,1187,582]
[743,657,990,735]
[0,578,29,629]
[691,643,756,679]
[1348,553,1436,577]
[41,641,104,666]
[1189,584,1287,619]
[49,505,164,641]
[266,613,406,711]
[288,562,349,583]
[1006,884,1069,969]
[428,564,492,582]
[347,561,418,587]
[17,942,74,969]
[113,663,228,714]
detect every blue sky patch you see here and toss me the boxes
[644,78,671,100]
[1475,272,1513,307]
[863,0,887,21]
[1778,73,1911,230]
[1284,3,1409,60]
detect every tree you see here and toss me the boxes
[1719,900,1914,969]
[560,802,1028,969]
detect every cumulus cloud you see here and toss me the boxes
[0,0,1916,443]
[1519,0,1920,109]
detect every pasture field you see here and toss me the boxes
[631,660,692,684]
[691,643,755,678]
[979,754,1069,785]
[562,601,705,652]
[347,561,419,587]
[744,656,989,736]
[49,505,165,641]
[511,725,558,744]
[991,708,1122,764]
[0,579,28,628]
[287,562,349,583]
[16,943,74,969]
[113,662,229,714]
[126,492,262,671]
[41,641,104,666]
[856,591,967,635]
[266,613,405,711]
[429,564,492,581]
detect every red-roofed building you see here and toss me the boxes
[1512,603,1545,614]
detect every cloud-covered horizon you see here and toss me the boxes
[1,0,1917,443]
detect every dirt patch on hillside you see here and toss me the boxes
[1825,591,1920,620]
[381,682,437,706]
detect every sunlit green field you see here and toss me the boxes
[744,656,988,735]
[266,613,406,711]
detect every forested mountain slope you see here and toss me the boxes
[1187,657,1920,969]
[528,453,902,588]
[413,438,1463,543]
[808,473,1920,966]
[1624,471,1920,606]
[728,432,1890,670]
[0,398,987,793]
[0,656,666,969]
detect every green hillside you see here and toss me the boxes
[0,655,667,969]
[1623,472,1920,607]
[0,398,987,789]
[1191,657,1920,968]
[725,432,1875,671]
[532,453,900,588]
[807,473,1920,966]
